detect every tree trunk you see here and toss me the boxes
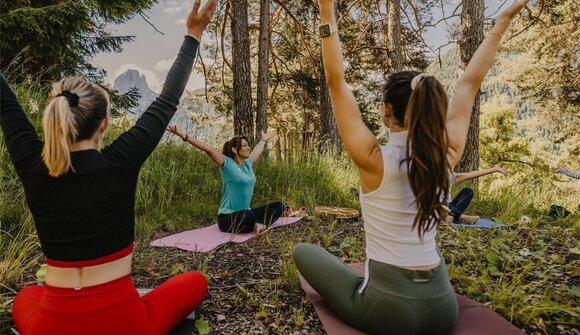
[457,0,484,173]
[231,0,254,139]
[318,58,340,155]
[387,0,403,72]
[256,0,270,146]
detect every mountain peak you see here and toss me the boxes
[113,69,158,115]
[114,69,152,95]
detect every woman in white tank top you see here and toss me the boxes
[293,1,529,334]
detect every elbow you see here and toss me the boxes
[457,76,483,93]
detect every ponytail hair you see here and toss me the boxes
[405,75,450,238]
[42,97,77,177]
[383,71,450,238]
[42,77,110,177]
[222,136,250,159]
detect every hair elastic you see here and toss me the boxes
[410,73,431,90]
[56,91,80,108]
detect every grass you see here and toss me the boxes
[0,81,578,334]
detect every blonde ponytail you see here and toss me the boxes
[41,77,110,177]
[42,97,77,177]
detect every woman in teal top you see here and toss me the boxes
[167,126,282,234]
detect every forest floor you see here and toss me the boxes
[135,216,580,335]
[2,217,579,335]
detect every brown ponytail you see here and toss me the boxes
[383,71,450,238]
[42,77,110,177]
[405,75,450,238]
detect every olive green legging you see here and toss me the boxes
[293,243,458,335]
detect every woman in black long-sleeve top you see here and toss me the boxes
[1,1,217,334]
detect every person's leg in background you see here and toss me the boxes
[448,188,478,223]
[217,210,256,233]
[252,202,284,226]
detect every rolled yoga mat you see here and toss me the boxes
[299,262,524,335]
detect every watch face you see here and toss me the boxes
[320,25,330,37]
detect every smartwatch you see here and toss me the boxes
[319,23,338,38]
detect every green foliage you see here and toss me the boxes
[195,318,211,335]
[130,140,359,235]
[201,0,429,153]
[1,79,579,334]
[439,222,579,334]
[480,95,532,165]
[428,45,578,168]
[0,0,157,83]
[501,0,579,165]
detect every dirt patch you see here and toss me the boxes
[131,218,365,335]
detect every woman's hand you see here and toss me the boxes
[260,131,276,143]
[166,125,184,139]
[494,164,510,175]
[499,0,529,21]
[187,0,218,40]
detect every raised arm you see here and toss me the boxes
[318,0,381,177]
[0,74,43,173]
[454,164,509,183]
[102,0,217,168]
[447,0,529,168]
[167,125,224,166]
[250,131,275,163]
[553,167,580,180]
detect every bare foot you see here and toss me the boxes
[254,223,267,234]
[445,215,455,223]
[460,214,480,225]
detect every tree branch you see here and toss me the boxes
[139,11,164,35]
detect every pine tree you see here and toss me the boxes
[0,0,157,83]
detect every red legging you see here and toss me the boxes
[12,272,207,335]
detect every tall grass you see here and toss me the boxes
[1,78,577,334]
[134,142,360,235]
[0,79,45,289]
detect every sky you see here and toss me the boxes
[92,0,507,93]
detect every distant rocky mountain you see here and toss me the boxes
[113,69,157,116]
[112,69,215,141]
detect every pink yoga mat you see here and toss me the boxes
[300,262,524,335]
[150,217,302,252]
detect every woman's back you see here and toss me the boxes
[21,148,139,263]
[360,131,439,268]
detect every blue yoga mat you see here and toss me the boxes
[447,218,505,228]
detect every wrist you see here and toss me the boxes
[319,5,336,23]
[187,29,203,41]
[182,135,189,142]
[493,16,511,29]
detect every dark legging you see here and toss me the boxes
[448,187,474,219]
[217,201,284,233]
[293,244,458,335]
